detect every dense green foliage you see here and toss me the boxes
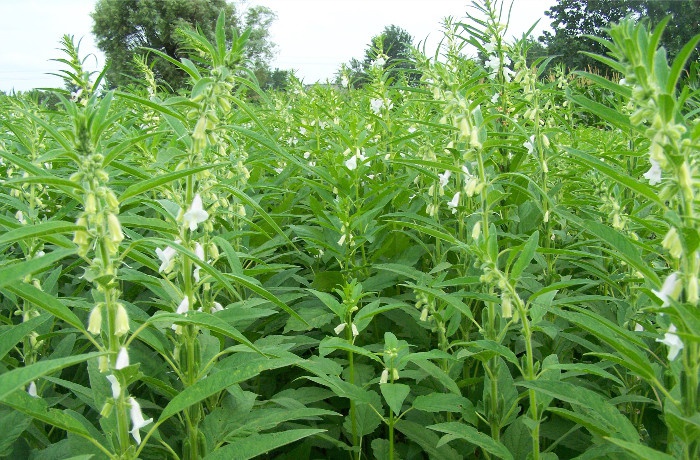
[540,0,700,71]
[343,25,421,88]
[92,0,278,90]
[1,1,699,459]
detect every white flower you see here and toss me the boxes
[16,210,26,224]
[115,347,129,370]
[88,305,102,335]
[438,170,451,188]
[211,301,224,313]
[334,323,346,335]
[379,368,389,384]
[652,272,681,307]
[106,375,121,399]
[485,55,500,74]
[373,56,386,67]
[447,192,460,214]
[351,323,359,337]
[183,194,208,232]
[70,88,83,102]
[128,397,153,445]
[370,98,383,114]
[491,92,499,104]
[523,135,535,156]
[656,324,684,360]
[643,157,662,185]
[156,245,177,273]
[114,303,130,337]
[344,155,358,171]
[341,75,349,87]
[27,381,38,397]
[483,40,496,54]
[176,297,189,314]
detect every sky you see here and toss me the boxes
[0,0,556,92]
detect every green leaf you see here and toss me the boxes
[564,148,662,206]
[0,248,75,289]
[203,429,324,460]
[157,354,300,423]
[509,231,539,281]
[556,209,660,286]
[568,90,633,131]
[319,337,382,363]
[0,353,101,401]
[604,437,676,460]
[413,393,476,416]
[380,383,410,416]
[667,33,700,94]
[0,221,81,247]
[0,390,92,438]
[517,380,638,442]
[395,420,462,460]
[118,164,215,202]
[4,282,84,331]
[147,311,259,353]
[428,422,514,460]
[0,314,52,360]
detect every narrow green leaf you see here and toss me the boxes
[564,147,662,205]
[667,33,700,94]
[203,429,324,460]
[0,221,81,247]
[517,380,638,441]
[428,422,514,460]
[157,354,300,423]
[510,231,539,281]
[0,248,75,289]
[0,315,52,360]
[568,91,633,131]
[604,438,676,460]
[118,164,215,202]
[5,282,85,331]
[0,353,101,401]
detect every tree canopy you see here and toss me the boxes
[539,0,700,71]
[92,0,278,90]
[342,25,420,87]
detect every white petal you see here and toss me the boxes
[27,381,38,397]
[115,347,129,370]
[176,297,189,314]
[106,375,121,399]
[334,323,346,335]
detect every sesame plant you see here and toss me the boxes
[1,1,698,459]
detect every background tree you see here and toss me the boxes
[342,25,421,88]
[539,0,700,71]
[92,0,278,90]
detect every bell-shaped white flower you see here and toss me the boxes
[114,303,130,337]
[447,192,460,214]
[211,301,224,313]
[176,296,189,315]
[334,323,346,335]
[523,135,535,156]
[128,397,153,445]
[115,347,129,370]
[652,272,681,307]
[438,170,451,188]
[27,381,38,397]
[156,245,177,273]
[379,369,389,384]
[643,157,662,185]
[656,324,684,360]
[106,374,121,399]
[344,155,358,171]
[183,194,209,232]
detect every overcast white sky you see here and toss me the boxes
[0,0,556,92]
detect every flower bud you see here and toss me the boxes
[472,221,482,240]
[107,214,124,244]
[87,305,102,335]
[662,227,682,259]
[114,303,130,337]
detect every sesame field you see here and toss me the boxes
[0,2,699,459]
